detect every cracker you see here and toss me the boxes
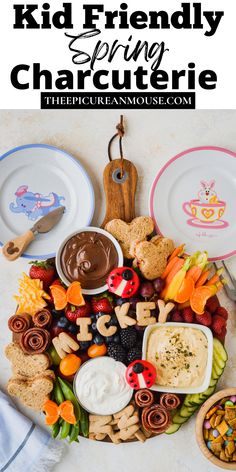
[114,303,136,329]
[157,300,175,323]
[135,429,146,443]
[136,302,156,326]
[97,315,117,337]
[118,414,139,430]
[114,404,135,419]
[119,424,140,441]
[76,317,92,341]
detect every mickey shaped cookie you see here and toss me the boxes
[132,236,174,280]
[105,217,154,259]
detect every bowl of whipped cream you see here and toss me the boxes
[73,357,133,415]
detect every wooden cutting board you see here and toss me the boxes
[101,158,138,228]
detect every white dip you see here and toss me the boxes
[146,326,208,388]
[74,357,133,415]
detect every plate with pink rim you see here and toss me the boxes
[149,146,236,261]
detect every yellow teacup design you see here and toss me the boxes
[183,199,226,223]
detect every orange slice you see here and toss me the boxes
[190,285,213,315]
[50,284,67,310]
[66,281,85,306]
[175,276,195,304]
[43,399,59,425]
[58,400,76,424]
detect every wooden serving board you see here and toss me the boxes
[101,158,138,228]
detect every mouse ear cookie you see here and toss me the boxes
[105,216,154,259]
[132,236,174,280]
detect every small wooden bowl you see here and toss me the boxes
[196,388,236,470]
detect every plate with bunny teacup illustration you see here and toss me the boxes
[150,146,236,260]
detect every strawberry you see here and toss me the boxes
[195,311,212,327]
[65,302,92,323]
[171,311,183,322]
[29,260,55,291]
[91,293,113,314]
[182,307,194,323]
[211,315,226,335]
[206,295,220,314]
[214,326,227,343]
[214,306,228,320]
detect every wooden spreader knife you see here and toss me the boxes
[2,206,65,261]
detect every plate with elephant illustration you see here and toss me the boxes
[149,146,236,261]
[0,144,94,259]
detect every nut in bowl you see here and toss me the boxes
[196,388,236,470]
[142,322,213,394]
[56,226,123,295]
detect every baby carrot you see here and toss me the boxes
[186,266,202,283]
[206,268,223,286]
[169,244,185,262]
[195,270,210,287]
[165,258,185,285]
[162,256,179,279]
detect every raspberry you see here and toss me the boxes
[211,315,226,335]
[206,295,220,314]
[214,306,228,320]
[195,311,212,327]
[171,311,183,323]
[182,307,194,323]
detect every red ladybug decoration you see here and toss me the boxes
[125,360,156,390]
[107,267,140,298]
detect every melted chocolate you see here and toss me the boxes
[60,231,118,289]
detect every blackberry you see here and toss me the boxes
[107,343,126,363]
[127,346,142,364]
[120,326,137,349]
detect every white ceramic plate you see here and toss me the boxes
[150,146,236,261]
[0,144,94,259]
[142,322,213,394]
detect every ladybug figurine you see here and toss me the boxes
[125,360,156,390]
[107,267,140,298]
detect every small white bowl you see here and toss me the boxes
[56,226,123,295]
[142,322,213,394]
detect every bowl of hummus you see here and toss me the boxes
[56,226,123,294]
[142,323,213,394]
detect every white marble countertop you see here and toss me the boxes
[0,109,236,472]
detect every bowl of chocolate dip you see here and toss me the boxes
[56,227,123,294]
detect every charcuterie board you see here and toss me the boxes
[3,139,232,459]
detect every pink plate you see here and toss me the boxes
[149,146,236,261]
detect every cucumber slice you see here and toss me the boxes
[213,353,226,371]
[213,338,228,363]
[165,423,181,434]
[172,413,188,424]
[212,359,223,377]
[180,405,198,418]
[211,367,219,381]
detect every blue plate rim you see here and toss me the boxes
[0,143,95,260]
